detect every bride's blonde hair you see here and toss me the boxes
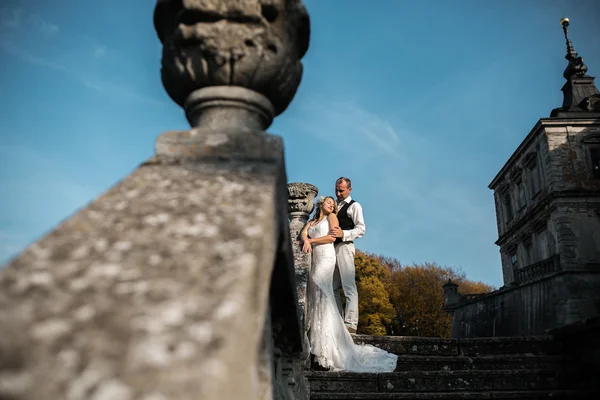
[311,196,338,222]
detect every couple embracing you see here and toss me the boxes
[300,177,397,372]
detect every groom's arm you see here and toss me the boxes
[343,203,366,242]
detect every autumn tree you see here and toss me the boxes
[352,251,395,335]
[385,262,494,337]
[337,250,494,337]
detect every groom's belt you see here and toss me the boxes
[335,240,354,245]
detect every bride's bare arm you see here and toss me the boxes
[300,222,312,253]
[328,213,339,231]
[300,222,310,242]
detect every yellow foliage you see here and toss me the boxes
[348,252,494,338]
[353,251,394,335]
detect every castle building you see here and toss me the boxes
[445,18,600,337]
[490,18,600,287]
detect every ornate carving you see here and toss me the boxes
[286,181,317,366]
[579,94,600,112]
[154,0,310,116]
[287,182,318,216]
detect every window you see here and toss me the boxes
[538,229,549,260]
[524,151,542,197]
[511,252,518,267]
[503,193,513,222]
[590,147,600,179]
[530,165,541,195]
[513,180,526,211]
[524,240,533,265]
[519,185,526,209]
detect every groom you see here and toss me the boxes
[329,177,366,334]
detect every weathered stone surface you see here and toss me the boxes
[306,370,563,393]
[0,158,286,400]
[447,270,600,337]
[392,355,562,372]
[305,333,596,399]
[287,182,318,326]
[311,393,492,400]
[352,335,459,356]
[378,370,561,392]
[305,372,378,393]
[457,336,559,356]
[309,390,593,400]
[288,183,318,217]
[154,0,310,116]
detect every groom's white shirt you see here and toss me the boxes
[338,195,366,242]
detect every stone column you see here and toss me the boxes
[287,182,318,326]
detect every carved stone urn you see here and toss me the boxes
[154,0,310,127]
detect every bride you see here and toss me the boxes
[300,196,397,372]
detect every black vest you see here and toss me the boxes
[335,199,355,244]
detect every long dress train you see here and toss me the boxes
[306,218,397,372]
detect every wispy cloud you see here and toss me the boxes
[291,99,404,160]
[0,40,70,73]
[0,7,168,108]
[93,45,107,59]
[28,14,58,36]
[0,8,21,28]
[0,7,58,35]
[291,96,500,282]
[287,95,495,245]
[0,38,168,108]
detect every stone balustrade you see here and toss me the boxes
[0,1,311,399]
[514,255,561,284]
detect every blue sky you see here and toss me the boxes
[1,0,599,287]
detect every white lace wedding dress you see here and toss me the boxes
[306,218,398,372]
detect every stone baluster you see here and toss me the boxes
[287,183,318,326]
[0,1,310,400]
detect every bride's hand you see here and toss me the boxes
[302,240,312,253]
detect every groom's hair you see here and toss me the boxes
[337,177,352,188]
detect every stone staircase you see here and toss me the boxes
[305,335,596,399]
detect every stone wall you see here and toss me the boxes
[545,124,600,193]
[447,270,600,338]
[550,315,600,392]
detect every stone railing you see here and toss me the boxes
[0,1,311,400]
[515,255,561,283]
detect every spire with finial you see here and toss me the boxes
[551,17,600,116]
[561,17,588,79]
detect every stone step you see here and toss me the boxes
[306,370,565,393]
[310,389,596,400]
[392,354,563,372]
[352,335,561,357]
